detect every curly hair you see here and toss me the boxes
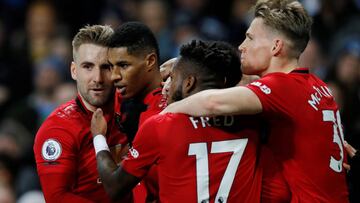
[178,40,241,88]
[255,0,312,58]
[107,21,160,61]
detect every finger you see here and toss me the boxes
[344,141,357,158]
[95,108,103,116]
[160,71,170,81]
[343,163,351,171]
[160,57,177,80]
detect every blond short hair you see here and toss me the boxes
[72,25,113,60]
[254,0,312,58]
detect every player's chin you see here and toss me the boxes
[120,93,132,100]
[90,94,111,106]
[89,98,108,107]
[241,66,255,75]
[119,90,136,100]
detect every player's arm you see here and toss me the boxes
[162,86,262,116]
[91,108,140,200]
[34,127,94,203]
[40,173,95,203]
[95,150,140,200]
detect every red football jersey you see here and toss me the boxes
[139,88,164,123]
[115,88,163,202]
[122,113,262,203]
[34,96,129,203]
[114,88,163,123]
[247,68,349,202]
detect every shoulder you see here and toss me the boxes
[247,72,300,94]
[139,113,187,135]
[50,100,83,120]
[145,113,186,125]
[309,73,327,85]
[145,88,164,110]
[255,72,290,85]
[35,100,85,144]
[42,100,88,127]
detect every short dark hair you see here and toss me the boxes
[178,40,241,89]
[108,22,160,60]
[254,0,312,58]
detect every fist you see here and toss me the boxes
[91,108,107,137]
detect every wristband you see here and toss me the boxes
[93,134,110,154]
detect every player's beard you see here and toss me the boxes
[79,84,114,107]
[170,84,183,103]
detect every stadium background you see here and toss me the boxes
[0,0,359,202]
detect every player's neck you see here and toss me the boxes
[137,73,162,101]
[260,57,299,77]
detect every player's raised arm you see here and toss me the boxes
[162,86,262,117]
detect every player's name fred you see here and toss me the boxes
[308,85,333,111]
[189,116,234,129]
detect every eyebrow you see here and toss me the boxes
[80,61,94,66]
[114,60,130,66]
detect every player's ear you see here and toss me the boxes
[183,75,196,95]
[145,52,157,72]
[70,62,77,80]
[271,38,283,56]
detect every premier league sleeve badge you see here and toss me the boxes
[41,139,62,161]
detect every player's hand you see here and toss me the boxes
[160,101,177,114]
[91,108,107,138]
[343,141,358,170]
[160,57,177,82]
[160,77,171,108]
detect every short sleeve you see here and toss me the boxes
[121,116,160,178]
[246,75,293,117]
[34,121,78,175]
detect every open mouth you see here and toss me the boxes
[90,86,106,94]
[116,86,126,95]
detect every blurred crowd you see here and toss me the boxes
[0,0,359,202]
